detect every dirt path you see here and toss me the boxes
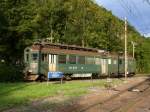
[55,77,149,112]
[3,77,149,112]
[83,77,150,112]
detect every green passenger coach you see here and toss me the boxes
[24,42,136,80]
[24,43,104,80]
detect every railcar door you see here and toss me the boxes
[49,54,57,72]
[101,59,108,75]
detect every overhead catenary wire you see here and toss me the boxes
[119,0,138,18]
[118,0,135,18]
[118,0,140,31]
[130,0,149,32]
[119,0,150,35]
[143,0,150,5]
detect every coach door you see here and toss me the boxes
[101,59,108,75]
[49,54,57,72]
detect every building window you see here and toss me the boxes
[86,57,95,64]
[78,56,85,64]
[69,55,76,64]
[32,53,38,61]
[58,55,66,64]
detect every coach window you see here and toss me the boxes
[86,57,94,64]
[69,55,76,64]
[114,60,117,64]
[58,55,66,64]
[119,59,122,64]
[32,53,38,62]
[108,59,111,64]
[78,56,85,64]
[95,57,101,65]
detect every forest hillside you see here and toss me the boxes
[0,0,150,81]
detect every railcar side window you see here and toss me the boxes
[119,59,122,64]
[86,57,95,64]
[58,55,66,64]
[78,56,85,64]
[129,60,132,64]
[32,53,38,61]
[69,55,76,64]
[95,57,101,65]
[114,60,117,64]
[108,59,111,64]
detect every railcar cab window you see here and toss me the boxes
[58,55,66,64]
[129,60,132,65]
[25,49,29,62]
[78,56,85,64]
[42,54,48,62]
[69,55,76,64]
[26,54,29,62]
[32,53,38,62]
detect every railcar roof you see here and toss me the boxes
[33,42,100,52]
[30,42,107,56]
[29,42,133,59]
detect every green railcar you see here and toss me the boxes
[24,43,104,80]
[24,43,136,80]
[107,55,136,77]
[128,58,136,75]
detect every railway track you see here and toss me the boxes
[108,78,150,112]
[80,78,150,112]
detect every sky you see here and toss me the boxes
[95,0,150,37]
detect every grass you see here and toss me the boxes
[0,79,122,111]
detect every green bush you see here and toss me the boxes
[0,63,24,82]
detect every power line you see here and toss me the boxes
[143,0,150,5]
[130,1,145,23]
[119,0,150,34]
[130,0,149,31]
[118,0,139,28]
[120,0,138,18]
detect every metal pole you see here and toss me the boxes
[131,41,135,58]
[133,44,135,58]
[82,0,86,47]
[125,17,128,79]
[50,29,53,43]
[50,12,53,43]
